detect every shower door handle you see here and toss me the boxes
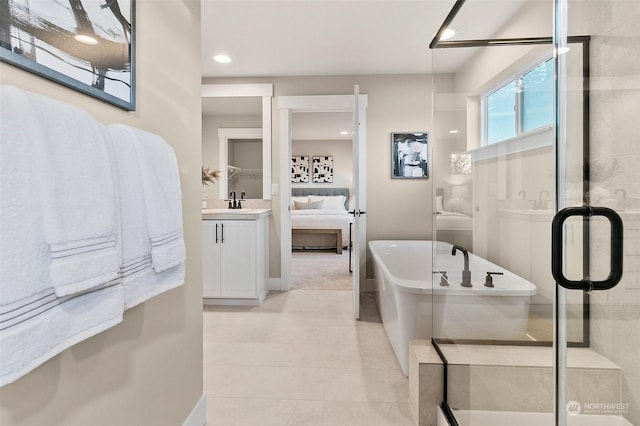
[552,206,623,291]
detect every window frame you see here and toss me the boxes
[481,57,554,147]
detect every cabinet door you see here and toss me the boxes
[219,220,256,298]
[202,221,221,297]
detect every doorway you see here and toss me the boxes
[289,112,354,290]
[278,92,368,319]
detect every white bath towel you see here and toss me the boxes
[105,125,185,309]
[0,86,124,387]
[124,125,186,273]
[0,282,124,387]
[24,88,120,297]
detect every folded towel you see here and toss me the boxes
[0,86,124,387]
[0,282,124,387]
[105,125,184,309]
[122,125,186,273]
[24,88,120,297]
[0,86,52,306]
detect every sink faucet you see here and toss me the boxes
[227,191,241,209]
[451,245,472,287]
[518,190,526,200]
[615,189,626,199]
[535,190,550,210]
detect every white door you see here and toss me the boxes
[351,85,367,319]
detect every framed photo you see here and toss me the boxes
[0,0,135,111]
[291,156,309,183]
[391,132,429,179]
[312,156,333,183]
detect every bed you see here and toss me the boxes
[291,188,353,253]
[435,188,473,248]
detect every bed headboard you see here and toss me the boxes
[292,187,350,209]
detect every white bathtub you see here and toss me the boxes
[437,407,635,426]
[369,240,536,376]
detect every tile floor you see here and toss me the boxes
[203,290,414,425]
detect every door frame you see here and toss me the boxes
[277,94,368,292]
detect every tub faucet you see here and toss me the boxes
[451,245,472,287]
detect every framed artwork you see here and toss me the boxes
[391,132,429,179]
[0,0,135,111]
[312,156,333,183]
[451,152,472,175]
[291,156,309,183]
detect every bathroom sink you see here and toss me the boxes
[202,208,270,220]
[202,208,255,213]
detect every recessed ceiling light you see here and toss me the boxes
[340,131,349,135]
[449,129,459,134]
[74,34,98,45]
[214,54,232,64]
[440,28,457,41]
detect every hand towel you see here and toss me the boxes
[122,125,186,272]
[0,86,124,387]
[24,88,120,297]
[105,125,184,309]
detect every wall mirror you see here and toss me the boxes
[202,84,273,200]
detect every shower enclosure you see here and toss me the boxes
[430,1,639,425]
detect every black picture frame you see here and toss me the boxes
[391,132,429,179]
[0,0,136,111]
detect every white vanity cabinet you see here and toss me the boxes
[202,209,270,304]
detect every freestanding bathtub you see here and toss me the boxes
[369,240,536,376]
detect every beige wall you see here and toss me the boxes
[0,1,203,425]
[203,75,434,278]
[292,139,353,197]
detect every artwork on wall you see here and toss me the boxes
[0,0,135,111]
[451,152,472,175]
[291,156,309,183]
[312,156,334,183]
[391,132,429,179]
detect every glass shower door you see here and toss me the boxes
[555,1,640,425]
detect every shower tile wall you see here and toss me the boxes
[571,1,640,424]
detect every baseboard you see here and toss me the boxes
[183,392,206,426]
[268,277,281,291]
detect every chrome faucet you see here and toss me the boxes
[615,189,626,199]
[518,190,526,200]
[451,245,472,287]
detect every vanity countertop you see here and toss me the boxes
[202,208,271,220]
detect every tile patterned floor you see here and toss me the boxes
[203,291,414,425]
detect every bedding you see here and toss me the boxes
[436,211,472,230]
[291,188,352,250]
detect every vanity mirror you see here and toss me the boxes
[202,84,273,200]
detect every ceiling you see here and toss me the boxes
[201,0,530,139]
[201,0,529,78]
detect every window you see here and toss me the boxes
[485,59,553,145]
